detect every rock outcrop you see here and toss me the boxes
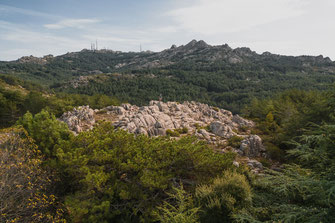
[59,101,266,158]
[59,106,95,133]
[239,135,266,157]
[17,55,53,64]
[209,121,235,138]
[104,101,254,138]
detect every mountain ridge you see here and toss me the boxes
[2,39,333,84]
[5,39,333,65]
[1,39,335,113]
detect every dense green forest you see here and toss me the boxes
[61,68,335,113]
[1,43,335,222]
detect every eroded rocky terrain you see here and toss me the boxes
[59,101,267,172]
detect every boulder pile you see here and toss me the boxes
[105,101,253,137]
[59,106,95,133]
[59,101,266,159]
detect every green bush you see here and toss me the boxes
[17,110,73,157]
[239,125,249,132]
[153,186,200,223]
[57,122,236,222]
[195,171,252,223]
[176,127,189,134]
[205,125,211,132]
[194,123,201,130]
[194,124,211,132]
[234,124,335,223]
[264,142,285,161]
[166,129,180,137]
[227,136,244,148]
[258,158,271,168]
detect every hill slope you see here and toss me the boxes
[1,40,335,112]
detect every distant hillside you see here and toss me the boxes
[1,40,335,112]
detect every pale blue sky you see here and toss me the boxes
[1,0,334,61]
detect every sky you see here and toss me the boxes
[0,0,334,61]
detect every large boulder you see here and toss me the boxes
[59,106,95,133]
[198,129,211,140]
[239,135,265,157]
[210,121,236,138]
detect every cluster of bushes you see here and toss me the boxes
[154,171,252,223]
[166,127,189,137]
[234,124,335,222]
[57,123,239,222]
[194,123,211,132]
[229,87,335,222]
[0,79,120,128]
[0,110,257,222]
[0,127,66,223]
[227,135,244,148]
[243,89,332,160]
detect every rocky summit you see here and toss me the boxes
[59,101,266,164]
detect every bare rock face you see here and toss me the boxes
[59,101,266,159]
[210,121,235,138]
[247,159,263,174]
[247,159,263,169]
[239,135,266,157]
[60,101,256,138]
[107,101,254,138]
[59,106,95,133]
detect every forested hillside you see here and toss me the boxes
[1,40,335,113]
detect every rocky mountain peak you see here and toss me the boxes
[234,47,256,57]
[185,39,198,46]
[184,39,210,49]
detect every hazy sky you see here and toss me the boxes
[0,0,334,61]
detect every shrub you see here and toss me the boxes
[258,157,271,168]
[194,124,211,132]
[195,171,252,223]
[166,129,180,137]
[227,136,244,148]
[239,125,249,132]
[205,125,211,132]
[17,110,73,157]
[0,127,65,223]
[264,142,285,161]
[57,122,236,222]
[194,123,201,130]
[176,127,189,134]
[153,186,200,223]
